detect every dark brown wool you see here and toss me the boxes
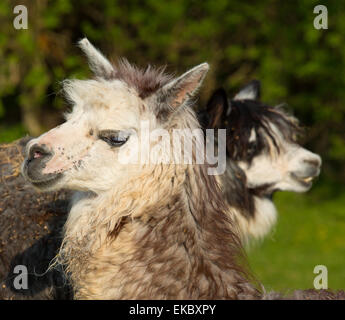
[112,161,261,299]
[111,58,173,99]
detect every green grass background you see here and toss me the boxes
[247,182,345,292]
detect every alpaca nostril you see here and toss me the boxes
[34,150,43,159]
[28,144,52,162]
[303,158,321,168]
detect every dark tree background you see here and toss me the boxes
[0,0,344,182]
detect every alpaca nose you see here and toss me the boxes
[27,144,53,163]
[302,154,322,177]
[303,154,322,169]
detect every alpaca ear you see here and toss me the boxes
[205,88,229,128]
[234,80,261,101]
[153,63,209,120]
[78,38,115,79]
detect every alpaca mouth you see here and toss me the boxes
[290,172,317,187]
[29,173,63,189]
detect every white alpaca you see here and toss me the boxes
[22,39,259,299]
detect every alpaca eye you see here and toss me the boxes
[107,136,128,146]
[99,130,129,147]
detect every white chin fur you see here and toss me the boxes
[232,196,278,244]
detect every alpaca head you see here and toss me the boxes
[22,38,209,193]
[203,81,321,195]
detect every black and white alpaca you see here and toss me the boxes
[199,81,321,242]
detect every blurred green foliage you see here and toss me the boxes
[0,0,344,181]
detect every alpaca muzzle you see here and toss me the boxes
[23,143,62,188]
[290,154,322,188]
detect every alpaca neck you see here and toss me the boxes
[220,160,277,242]
[60,164,258,299]
[231,195,277,244]
[246,195,277,240]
